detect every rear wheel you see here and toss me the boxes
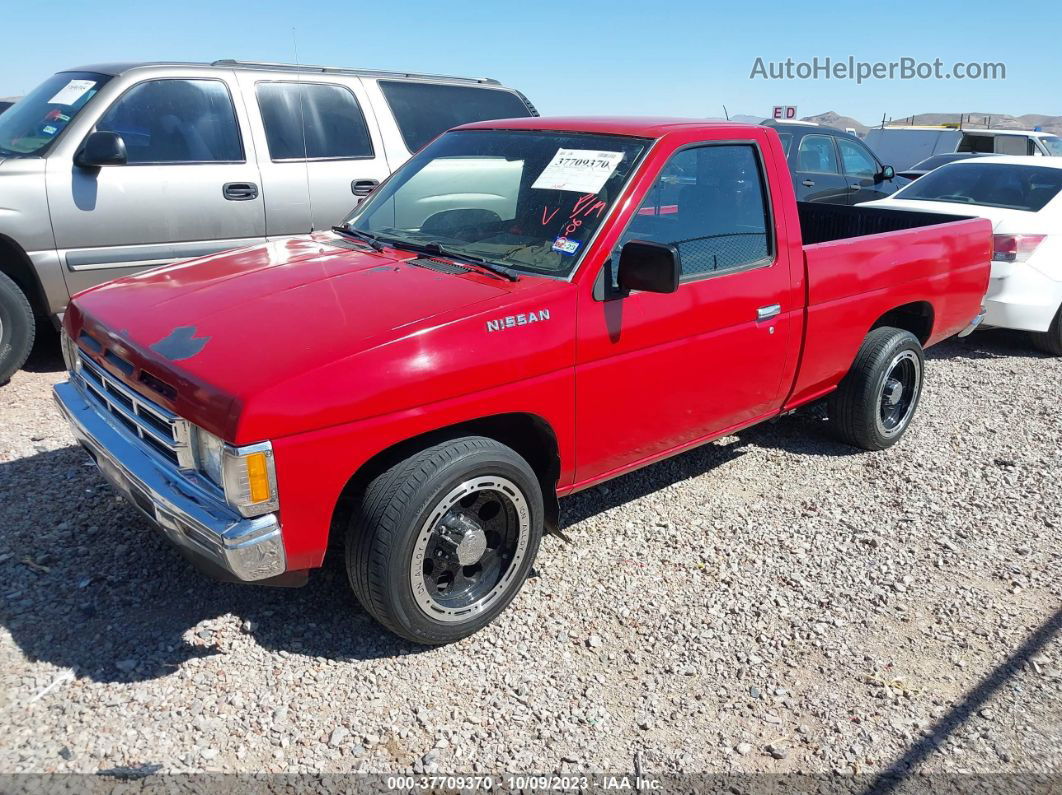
[345,436,543,645]
[1030,305,1062,356]
[827,327,924,450]
[0,271,35,385]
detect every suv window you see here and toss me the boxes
[621,144,772,280]
[256,82,374,160]
[837,138,878,178]
[95,79,243,164]
[378,81,532,153]
[796,134,840,174]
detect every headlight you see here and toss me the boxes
[195,429,225,485]
[194,429,279,517]
[60,328,80,373]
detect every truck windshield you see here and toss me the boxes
[345,129,649,276]
[0,71,110,158]
[1042,136,1062,156]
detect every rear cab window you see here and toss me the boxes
[378,80,533,153]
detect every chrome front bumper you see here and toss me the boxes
[53,380,286,581]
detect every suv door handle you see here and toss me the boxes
[223,182,259,201]
[802,179,815,187]
[351,179,379,197]
[757,304,781,321]
[848,183,862,192]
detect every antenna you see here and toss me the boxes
[293,27,315,232]
[722,104,730,121]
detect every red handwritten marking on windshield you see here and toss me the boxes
[541,206,559,225]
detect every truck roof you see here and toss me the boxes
[457,116,760,138]
[61,60,501,85]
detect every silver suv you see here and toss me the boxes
[0,60,536,381]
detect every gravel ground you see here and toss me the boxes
[0,329,1059,779]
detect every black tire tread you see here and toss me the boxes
[827,326,922,451]
[0,270,35,384]
[1030,306,1062,356]
[345,436,534,644]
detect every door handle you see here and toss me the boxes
[351,179,379,197]
[757,304,781,321]
[222,182,259,201]
[802,179,815,187]
[848,184,862,192]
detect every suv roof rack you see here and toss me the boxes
[210,59,501,85]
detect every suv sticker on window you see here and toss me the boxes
[48,79,96,106]
[532,149,624,194]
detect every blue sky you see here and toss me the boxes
[2,0,1058,124]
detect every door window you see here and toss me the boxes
[994,135,1028,156]
[796,134,840,174]
[378,81,533,153]
[958,134,994,153]
[620,144,772,280]
[837,138,878,178]
[255,82,374,160]
[95,79,243,164]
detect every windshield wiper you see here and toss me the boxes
[387,239,519,282]
[331,224,384,252]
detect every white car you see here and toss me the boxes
[865,156,1062,354]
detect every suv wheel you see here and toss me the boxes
[828,327,925,450]
[0,271,35,384]
[346,436,543,645]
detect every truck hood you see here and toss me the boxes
[69,234,541,435]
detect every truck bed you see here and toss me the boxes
[796,201,973,245]
[786,203,992,409]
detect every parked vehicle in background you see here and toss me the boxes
[0,60,537,382]
[865,126,1062,172]
[763,120,908,204]
[898,152,990,180]
[54,117,990,644]
[867,157,1062,354]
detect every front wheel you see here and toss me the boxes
[1030,305,1062,356]
[0,271,36,385]
[345,436,543,645]
[827,327,925,451]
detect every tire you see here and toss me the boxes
[1030,305,1062,356]
[827,327,925,451]
[0,271,36,385]
[345,436,544,645]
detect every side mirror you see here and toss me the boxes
[617,240,680,295]
[75,131,127,168]
[879,165,895,181]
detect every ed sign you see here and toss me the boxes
[772,105,798,120]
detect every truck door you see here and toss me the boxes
[792,133,849,203]
[236,74,392,234]
[46,75,266,295]
[574,142,798,484]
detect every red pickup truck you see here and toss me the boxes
[54,118,990,644]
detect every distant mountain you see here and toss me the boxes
[798,110,1062,136]
[800,111,869,134]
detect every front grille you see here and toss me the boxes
[76,351,194,469]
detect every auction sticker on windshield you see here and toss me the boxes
[532,149,624,194]
[47,79,96,106]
